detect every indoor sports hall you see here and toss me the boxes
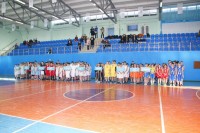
[0,0,200,133]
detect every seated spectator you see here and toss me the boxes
[197,30,200,38]
[14,43,18,49]
[132,34,138,43]
[23,40,27,45]
[47,48,52,54]
[67,38,72,46]
[146,33,150,38]
[101,40,111,49]
[74,35,78,42]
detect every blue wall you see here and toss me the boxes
[0,52,200,81]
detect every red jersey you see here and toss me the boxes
[156,68,162,78]
[162,68,169,78]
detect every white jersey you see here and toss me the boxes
[75,64,80,76]
[56,66,59,77]
[59,67,64,78]
[70,64,77,78]
[20,65,25,75]
[124,65,130,78]
[14,66,20,77]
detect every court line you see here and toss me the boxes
[63,89,135,102]
[0,81,53,103]
[196,90,200,100]
[158,86,166,133]
[12,85,119,133]
[165,86,200,90]
[0,113,96,133]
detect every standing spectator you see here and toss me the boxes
[95,26,98,38]
[90,36,95,49]
[86,37,91,50]
[80,36,84,43]
[74,35,78,42]
[90,27,95,36]
[67,38,72,46]
[78,41,82,51]
[100,27,104,38]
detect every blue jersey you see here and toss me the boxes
[169,66,176,81]
[177,66,183,81]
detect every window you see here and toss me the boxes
[170,7,178,12]
[127,25,138,31]
[162,8,170,13]
[197,5,200,9]
[187,6,196,10]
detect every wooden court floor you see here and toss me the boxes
[0,80,199,133]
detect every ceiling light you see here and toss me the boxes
[52,16,59,19]
[93,3,96,6]
[31,6,38,10]
[99,9,104,13]
[16,21,24,24]
[3,17,13,22]
[15,0,25,5]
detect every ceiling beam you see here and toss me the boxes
[90,0,117,24]
[0,15,49,30]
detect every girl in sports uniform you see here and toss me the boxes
[169,63,176,86]
[110,60,117,83]
[177,62,183,86]
[162,64,169,86]
[156,64,162,86]
[143,64,150,85]
[150,64,156,85]
[124,63,129,83]
[104,61,111,83]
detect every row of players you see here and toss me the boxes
[14,61,92,82]
[95,60,184,86]
[14,60,184,86]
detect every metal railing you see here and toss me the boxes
[6,42,200,56]
[7,45,84,56]
[97,42,200,52]
[0,39,18,56]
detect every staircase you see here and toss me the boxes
[80,38,102,53]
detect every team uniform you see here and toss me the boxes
[177,66,183,82]
[150,67,155,79]
[169,66,176,82]
[110,64,117,78]
[104,64,111,78]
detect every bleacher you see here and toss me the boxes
[97,33,200,52]
[8,39,84,56]
[7,33,200,56]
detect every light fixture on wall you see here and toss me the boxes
[1,2,6,14]
[160,2,162,8]
[177,3,183,14]
[29,0,33,8]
